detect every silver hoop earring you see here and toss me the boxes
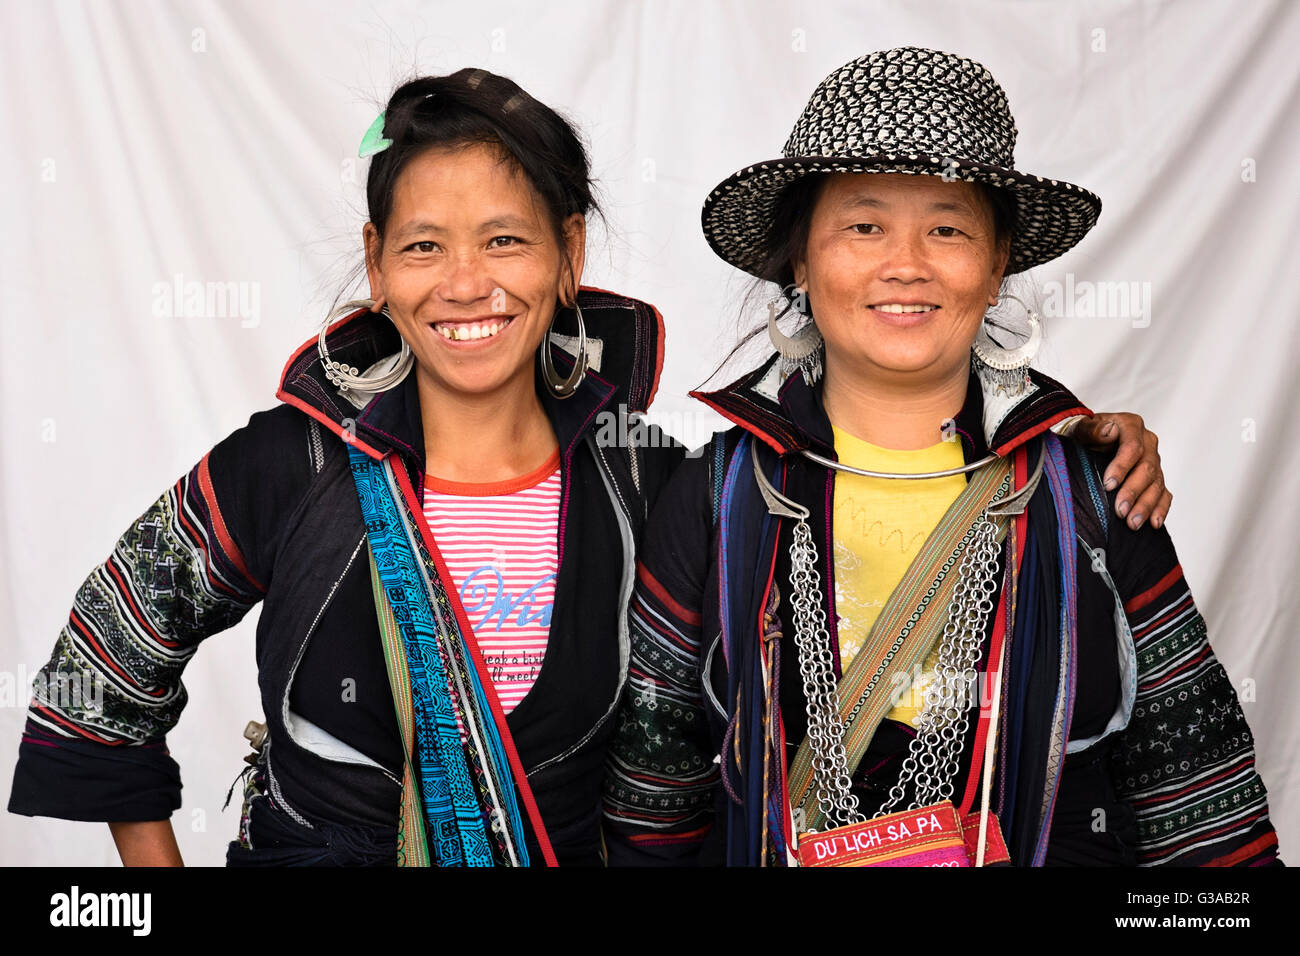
[318,299,414,395]
[972,292,1041,397]
[539,301,588,398]
[768,290,823,385]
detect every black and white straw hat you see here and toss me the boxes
[701,47,1102,278]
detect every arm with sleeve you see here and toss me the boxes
[1096,450,1283,867]
[602,445,721,865]
[8,406,310,822]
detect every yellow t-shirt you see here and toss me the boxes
[830,426,966,728]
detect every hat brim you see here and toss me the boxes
[701,154,1101,278]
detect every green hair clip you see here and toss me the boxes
[358,111,392,158]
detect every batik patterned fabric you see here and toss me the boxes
[350,445,496,866]
[1110,564,1278,866]
[348,444,538,867]
[603,560,717,854]
[22,454,264,750]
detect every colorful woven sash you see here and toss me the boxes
[347,443,554,867]
[787,454,1014,833]
[365,550,430,866]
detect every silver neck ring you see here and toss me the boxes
[800,448,1001,480]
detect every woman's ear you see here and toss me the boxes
[988,237,1011,305]
[559,213,587,305]
[363,222,386,310]
[792,254,806,289]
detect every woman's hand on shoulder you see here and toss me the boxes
[1070,412,1171,531]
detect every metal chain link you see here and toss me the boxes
[877,509,1004,814]
[787,501,1008,828]
[752,440,1025,832]
[788,516,865,828]
[927,517,1001,805]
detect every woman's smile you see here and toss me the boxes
[797,173,1004,380]
[867,302,942,329]
[363,140,586,399]
[430,314,518,345]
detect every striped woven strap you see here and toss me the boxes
[351,445,556,867]
[366,547,431,867]
[789,454,1014,832]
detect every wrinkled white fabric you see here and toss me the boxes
[1,0,1295,865]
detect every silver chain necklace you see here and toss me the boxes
[751,440,1046,830]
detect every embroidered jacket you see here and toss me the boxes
[602,354,1283,867]
[9,287,683,865]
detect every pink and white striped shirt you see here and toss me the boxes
[422,451,561,713]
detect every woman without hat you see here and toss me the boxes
[603,47,1282,867]
[10,62,1168,865]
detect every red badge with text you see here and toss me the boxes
[796,803,1010,867]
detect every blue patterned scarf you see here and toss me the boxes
[347,443,541,866]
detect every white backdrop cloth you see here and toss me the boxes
[2,0,1297,865]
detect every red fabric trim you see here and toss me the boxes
[1139,647,1210,696]
[1013,445,1031,583]
[989,405,1094,457]
[1127,759,1247,808]
[276,307,368,395]
[636,602,697,654]
[104,561,177,649]
[1204,831,1278,867]
[274,306,388,460]
[636,563,703,627]
[756,529,794,856]
[688,389,790,455]
[387,456,559,867]
[196,453,265,593]
[1132,594,1194,638]
[958,445,1028,818]
[424,449,560,496]
[68,609,152,692]
[627,824,712,845]
[274,389,387,461]
[172,487,244,601]
[1124,564,1185,615]
[32,705,120,744]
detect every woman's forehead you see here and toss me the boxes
[389,143,548,224]
[818,171,984,215]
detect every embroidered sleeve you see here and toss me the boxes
[1101,458,1282,866]
[602,446,720,864]
[8,406,308,822]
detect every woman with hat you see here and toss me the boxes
[603,47,1282,866]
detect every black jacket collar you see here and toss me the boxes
[276,287,667,470]
[690,351,1093,463]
